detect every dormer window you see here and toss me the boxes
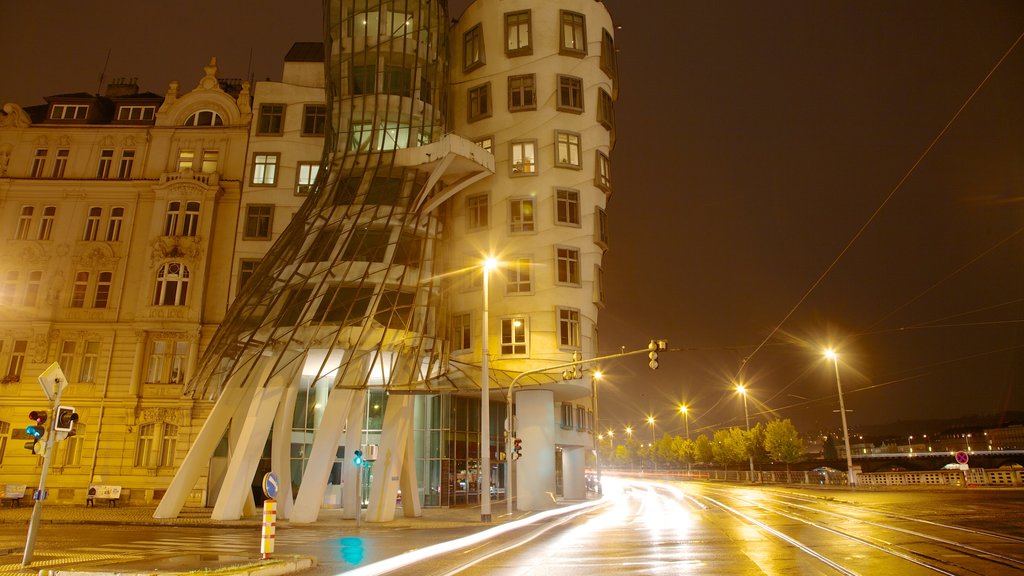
[117,106,156,121]
[183,110,223,127]
[50,104,88,120]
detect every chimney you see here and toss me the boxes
[105,77,140,98]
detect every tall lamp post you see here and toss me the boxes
[736,384,755,481]
[480,257,498,522]
[678,405,689,440]
[824,349,856,488]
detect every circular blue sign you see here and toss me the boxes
[262,472,280,499]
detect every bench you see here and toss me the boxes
[0,484,27,507]
[86,485,122,507]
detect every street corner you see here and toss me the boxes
[38,555,317,576]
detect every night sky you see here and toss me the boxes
[3,1,1022,439]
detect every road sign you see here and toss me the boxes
[262,472,279,499]
[955,451,969,465]
[37,363,69,402]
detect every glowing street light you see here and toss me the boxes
[736,384,755,481]
[480,256,498,522]
[646,415,656,444]
[625,426,633,438]
[678,405,690,440]
[824,348,856,487]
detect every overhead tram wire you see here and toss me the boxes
[735,28,1024,376]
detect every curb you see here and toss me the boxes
[39,555,317,576]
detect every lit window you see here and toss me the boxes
[464,24,485,71]
[555,188,581,226]
[106,207,124,241]
[349,123,373,152]
[154,262,190,306]
[94,272,113,308]
[467,193,489,230]
[96,149,113,178]
[244,205,274,239]
[296,162,320,195]
[177,150,195,172]
[508,74,536,112]
[595,207,609,249]
[468,83,491,122]
[555,131,582,168]
[500,317,527,355]
[252,153,279,185]
[377,122,410,150]
[506,257,532,294]
[16,206,34,240]
[509,198,535,233]
[558,307,581,349]
[201,150,219,173]
[560,11,587,56]
[31,149,47,178]
[451,313,472,352]
[117,150,135,179]
[51,149,69,178]
[557,75,584,113]
[505,11,532,56]
[38,206,56,240]
[83,207,102,241]
[302,104,327,136]
[183,110,223,126]
[257,103,285,135]
[510,141,537,175]
[595,151,612,193]
[556,246,581,285]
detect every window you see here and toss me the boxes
[576,406,587,431]
[352,64,377,95]
[464,24,485,71]
[594,264,605,307]
[558,307,581,349]
[257,104,285,135]
[601,29,618,79]
[468,83,491,122]
[51,149,69,178]
[7,340,27,380]
[55,422,85,467]
[349,123,373,151]
[70,272,89,307]
[557,75,584,113]
[560,11,587,56]
[97,149,114,178]
[343,228,390,262]
[466,193,489,230]
[145,338,189,383]
[83,207,102,241]
[238,259,260,292]
[555,188,581,226]
[500,317,527,355]
[106,207,124,241]
[555,131,582,168]
[595,151,612,192]
[451,313,472,353]
[244,205,274,239]
[80,341,100,383]
[31,149,47,178]
[366,176,403,204]
[0,421,7,465]
[183,110,223,126]
[135,423,155,467]
[50,104,88,120]
[383,65,412,97]
[377,122,410,150]
[506,257,532,294]
[38,206,56,240]
[252,153,279,185]
[117,105,156,121]
[595,207,609,249]
[510,141,537,175]
[0,272,16,306]
[556,246,581,285]
[176,150,195,171]
[164,202,180,236]
[94,272,113,308]
[16,206,33,239]
[302,104,327,136]
[508,74,536,111]
[560,403,574,430]
[201,150,219,173]
[505,11,532,56]
[24,271,42,307]
[598,89,615,131]
[296,162,320,195]
[509,198,535,233]
[59,341,76,378]
[154,262,190,306]
[160,423,178,467]
[164,202,200,236]
[117,150,135,179]
[135,423,177,467]
[474,136,493,154]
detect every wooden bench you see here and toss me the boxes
[86,485,122,507]
[0,484,27,507]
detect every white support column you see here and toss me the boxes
[515,389,556,511]
[272,382,300,519]
[211,375,288,520]
[153,369,256,518]
[227,380,259,517]
[561,446,585,500]
[290,387,355,523]
[366,394,413,522]
[399,411,422,518]
[341,389,367,520]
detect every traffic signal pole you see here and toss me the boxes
[22,379,63,567]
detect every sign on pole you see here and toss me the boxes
[262,472,279,500]
[37,363,69,402]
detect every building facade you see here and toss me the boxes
[0,0,617,520]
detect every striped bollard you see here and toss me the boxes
[261,498,276,559]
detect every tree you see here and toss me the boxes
[694,434,714,465]
[713,428,747,470]
[748,422,769,465]
[822,435,839,460]
[764,419,805,480]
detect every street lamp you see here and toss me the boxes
[824,349,856,488]
[625,425,633,438]
[480,256,498,522]
[646,415,656,444]
[736,384,755,481]
[678,405,689,440]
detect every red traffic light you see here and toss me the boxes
[29,410,47,425]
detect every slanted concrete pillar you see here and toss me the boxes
[290,387,355,523]
[516,389,556,511]
[399,411,422,518]
[272,382,300,519]
[366,394,413,522]
[561,446,585,500]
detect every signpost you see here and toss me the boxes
[955,451,970,471]
[23,363,68,566]
[260,472,279,559]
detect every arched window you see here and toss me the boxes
[154,262,190,306]
[183,110,224,127]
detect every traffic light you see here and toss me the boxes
[25,410,47,454]
[352,449,363,467]
[55,405,78,433]
[513,438,522,460]
[648,339,667,370]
